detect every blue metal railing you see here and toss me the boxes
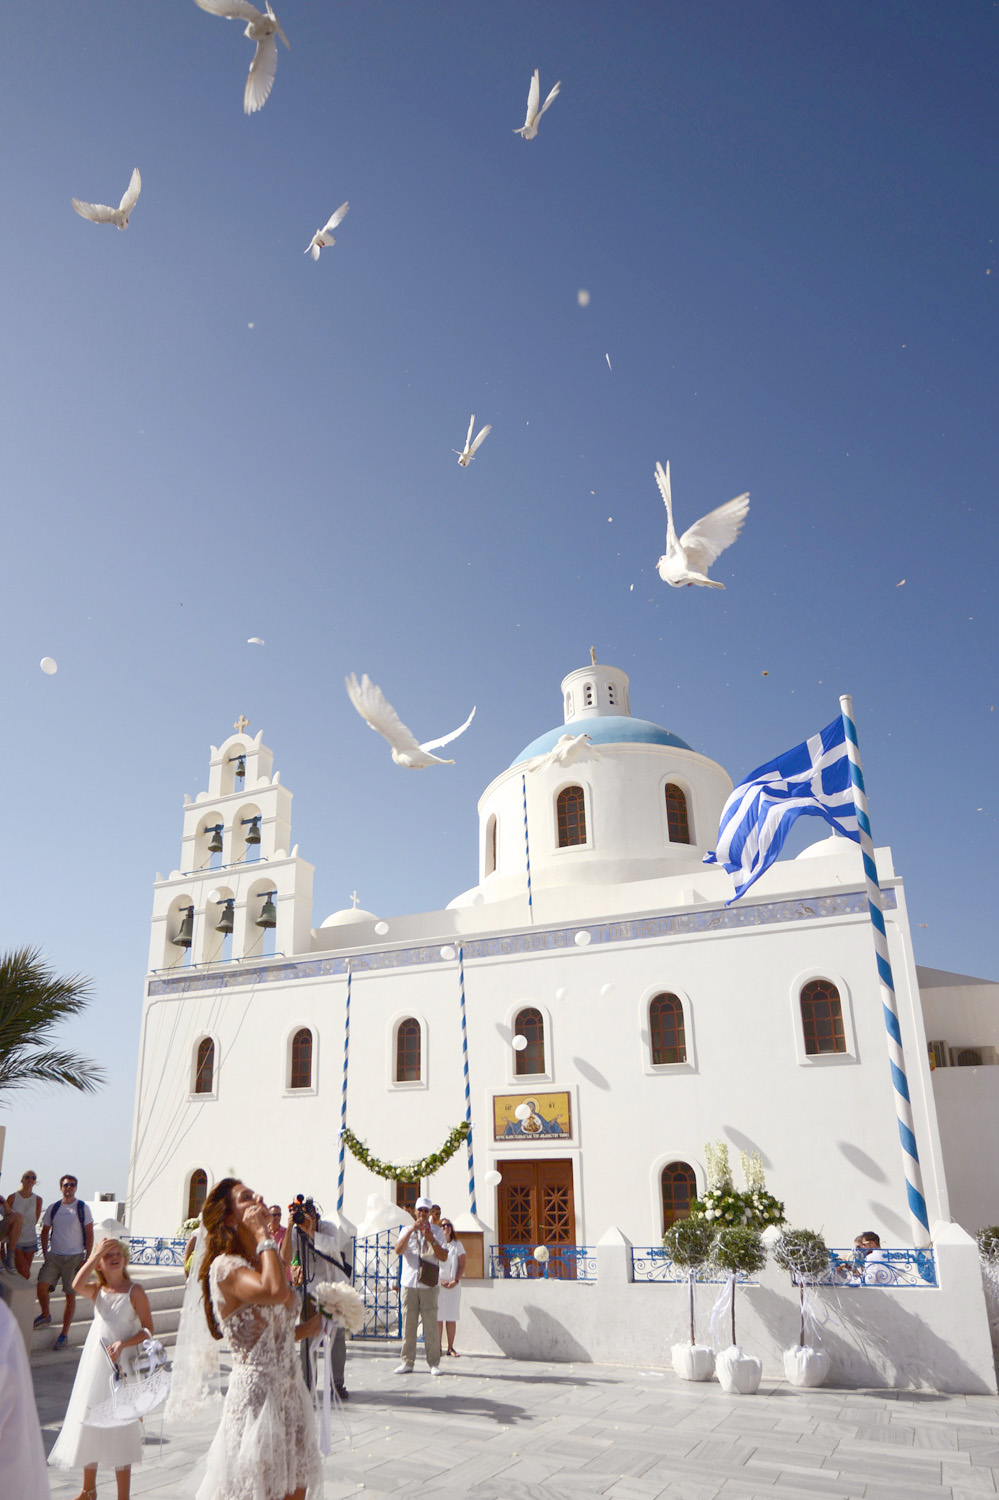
[489,1244,597,1281]
[125,1236,187,1267]
[806,1247,937,1288]
[631,1248,753,1284]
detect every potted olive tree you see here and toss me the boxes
[713,1225,767,1394]
[773,1229,831,1387]
[663,1217,716,1381]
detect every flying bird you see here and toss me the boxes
[345,673,476,769]
[523,733,602,773]
[654,461,749,589]
[71,168,141,230]
[454,414,491,467]
[193,0,289,115]
[305,201,349,260]
[514,68,560,139]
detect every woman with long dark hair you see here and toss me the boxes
[195,1177,322,1500]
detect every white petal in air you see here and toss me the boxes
[40,657,58,675]
[247,637,265,645]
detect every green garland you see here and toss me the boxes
[342,1121,470,1182]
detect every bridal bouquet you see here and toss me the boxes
[314,1280,367,1334]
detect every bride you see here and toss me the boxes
[195,1177,322,1500]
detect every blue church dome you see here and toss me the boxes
[510,716,693,768]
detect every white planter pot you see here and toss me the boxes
[783,1345,830,1388]
[671,1343,715,1381]
[715,1344,762,1394]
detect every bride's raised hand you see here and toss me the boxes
[245,1203,273,1242]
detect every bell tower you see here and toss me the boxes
[148,720,314,973]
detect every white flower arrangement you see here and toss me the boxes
[704,1141,733,1192]
[314,1281,367,1334]
[533,1245,550,1263]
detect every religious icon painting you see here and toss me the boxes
[493,1091,571,1140]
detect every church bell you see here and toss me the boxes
[256,895,278,929]
[172,907,194,948]
[244,818,261,846]
[215,900,235,935]
[207,826,224,855]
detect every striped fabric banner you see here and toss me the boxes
[839,696,930,1246]
[522,773,534,923]
[336,962,352,1212]
[457,944,476,1215]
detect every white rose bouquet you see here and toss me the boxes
[313,1280,367,1334]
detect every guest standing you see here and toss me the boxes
[394,1196,447,1375]
[436,1219,466,1357]
[35,1174,93,1348]
[7,1171,42,1280]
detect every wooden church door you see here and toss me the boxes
[496,1158,575,1252]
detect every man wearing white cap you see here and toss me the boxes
[394,1197,448,1375]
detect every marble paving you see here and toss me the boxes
[35,1346,999,1499]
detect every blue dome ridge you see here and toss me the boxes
[510,716,693,768]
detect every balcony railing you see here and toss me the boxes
[805,1248,938,1288]
[125,1236,188,1267]
[631,1248,753,1284]
[489,1244,597,1281]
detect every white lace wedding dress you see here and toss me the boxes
[48,1287,144,1471]
[197,1253,322,1500]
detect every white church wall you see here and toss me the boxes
[931,1067,999,1235]
[454,1222,997,1394]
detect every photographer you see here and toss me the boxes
[287,1196,353,1401]
[393,1196,448,1376]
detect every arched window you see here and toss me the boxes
[650,994,687,1065]
[194,1037,215,1094]
[564,691,573,718]
[514,1007,545,1075]
[800,980,846,1055]
[661,1161,697,1230]
[485,815,498,877]
[556,785,587,847]
[395,1019,422,1082]
[395,1180,420,1216]
[665,784,691,844]
[187,1169,208,1221]
[290,1028,313,1089]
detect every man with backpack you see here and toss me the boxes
[34,1175,93,1349]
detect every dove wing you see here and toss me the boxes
[680,493,750,572]
[322,201,349,234]
[345,674,423,756]
[72,198,118,223]
[193,0,265,20]
[118,168,141,215]
[244,33,278,112]
[523,68,540,125]
[654,461,679,547]
[463,413,476,450]
[469,423,491,455]
[420,704,476,753]
[537,80,561,117]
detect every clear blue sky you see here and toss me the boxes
[1,2,995,1216]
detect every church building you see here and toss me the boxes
[126,659,994,1261]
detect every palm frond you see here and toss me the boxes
[0,946,104,1104]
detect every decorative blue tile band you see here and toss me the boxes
[148,887,897,998]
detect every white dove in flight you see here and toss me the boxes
[345,674,476,769]
[193,0,289,115]
[305,201,349,261]
[454,414,491,467]
[71,168,141,230]
[514,68,561,140]
[655,461,749,589]
[523,733,602,773]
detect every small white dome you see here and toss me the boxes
[796,833,851,860]
[320,907,379,928]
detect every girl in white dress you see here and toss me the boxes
[436,1219,466,1357]
[195,1177,322,1500]
[48,1236,154,1500]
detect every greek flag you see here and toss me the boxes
[704,715,860,901]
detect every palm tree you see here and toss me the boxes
[0,947,105,1101]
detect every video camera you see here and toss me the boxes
[290,1193,320,1227]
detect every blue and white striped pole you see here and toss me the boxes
[457,944,477,1215]
[839,695,930,1247]
[521,773,534,925]
[336,961,352,1212]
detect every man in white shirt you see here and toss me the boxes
[34,1174,93,1349]
[292,1205,354,1400]
[394,1196,447,1375]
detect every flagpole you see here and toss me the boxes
[457,944,477,1215]
[336,961,352,1213]
[839,695,930,1247]
[521,773,534,925]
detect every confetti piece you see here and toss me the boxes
[577,288,591,307]
[247,637,265,645]
[761,670,769,676]
[897,579,906,587]
[607,516,613,522]
[40,657,57,674]
[248,322,254,329]
[605,353,612,370]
